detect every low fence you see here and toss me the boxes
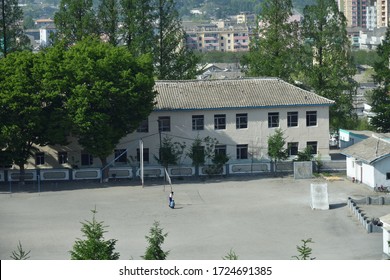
[0,160,347,183]
[347,196,390,233]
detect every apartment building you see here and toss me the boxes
[184,21,250,52]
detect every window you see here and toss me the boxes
[287,112,298,127]
[215,145,227,156]
[81,153,93,166]
[236,144,248,159]
[268,112,279,128]
[137,119,149,133]
[137,148,150,163]
[114,149,127,163]
[306,141,318,155]
[386,172,390,180]
[236,113,248,129]
[58,152,68,164]
[35,152,45,165]
[158,116,170,132]
[192,115,204,130]
[288,142,299,156]
[306,111,317,126]
[214,114,226,130]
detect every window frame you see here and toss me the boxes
[192,115,204,131]
[137,148,150,163]
[236,113,248,129]
[81,153,93,166]
[214,114,226,130]
[215,145,227,156]
[35,152,45,165]
[114,149,127,163]
[287,111,298,127]
[158,116,171,132]
[306,141,318,155]
[306,111,317,127]
[137,119,149,133]
[268,112,279,128]
[58,151,68,164]
[236,144,248,160]
[287,142,299,156]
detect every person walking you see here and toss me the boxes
[169,191,175,208]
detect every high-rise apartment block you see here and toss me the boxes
[339,0,389,29]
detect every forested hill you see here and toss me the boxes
[175,0,316,18]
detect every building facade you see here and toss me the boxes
[18,79,334,176]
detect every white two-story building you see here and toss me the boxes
[10,78,334,181]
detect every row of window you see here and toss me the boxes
[34,141,318,166]
[138,111,318,133]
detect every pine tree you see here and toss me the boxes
[120,0,155,56]
[243,0,299,82]
[154,0,200,80]
[300,0,357,130]
[267,128,288,174]
[70,209,120,260]
[368,27,390,133]
[98,0,120,46]
[142,221,169,260]
[54,0,98,45]
[0,0,30,57]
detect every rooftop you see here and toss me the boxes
[154,78,334,111]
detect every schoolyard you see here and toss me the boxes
[1,176,389,260]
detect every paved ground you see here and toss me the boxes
[1,175,389,260]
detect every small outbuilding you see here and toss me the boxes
[341,133,390,188]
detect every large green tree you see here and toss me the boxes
[368,27,390,133]
[300,0,357,129]
[54,0,98,45]
[243,0,299,82]
[62,38,156,180]
[0,0,30,57]
[120,0,155,56]
[0,50,67,180]
[154,0,200,80]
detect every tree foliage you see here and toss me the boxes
[10,241,31,260]
[98,0,120,46]
[267,129,288,172]
[142,221,169,260]
[70,208,120,260]
[0,0,30,57]
[156,135,186,169]
[0,50,67,180]
[292,238,315,260]
[54,0,99,45]
[299,0,357,130]
[369,27,390,133]
[62,38,156,177]
[154,0,200,79]
[243,0,299,82]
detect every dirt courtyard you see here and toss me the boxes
[0,176,389,260]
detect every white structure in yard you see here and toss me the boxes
[342,132,390,188]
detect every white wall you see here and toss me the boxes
[373,156,390,187]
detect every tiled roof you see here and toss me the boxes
[341,136,390,164]
[154,78,334,111]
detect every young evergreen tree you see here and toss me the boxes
[98,0,120,46]
[0,0,30,57]
[142,221,169,260]
[70,209,120,260]
[292,238,315,260]
[368,27,390,133]
[154,0,200,80]
[120,0,155,56]
[300,0,357,130]
[267,128,288,174]
[243,0,299,82]
[10,241,31,260]
[54,0,98,45]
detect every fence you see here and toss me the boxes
[347,196,390,233]
[0,160,346,184]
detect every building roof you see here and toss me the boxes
[154,78,334,111]
[341,136,390,164]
